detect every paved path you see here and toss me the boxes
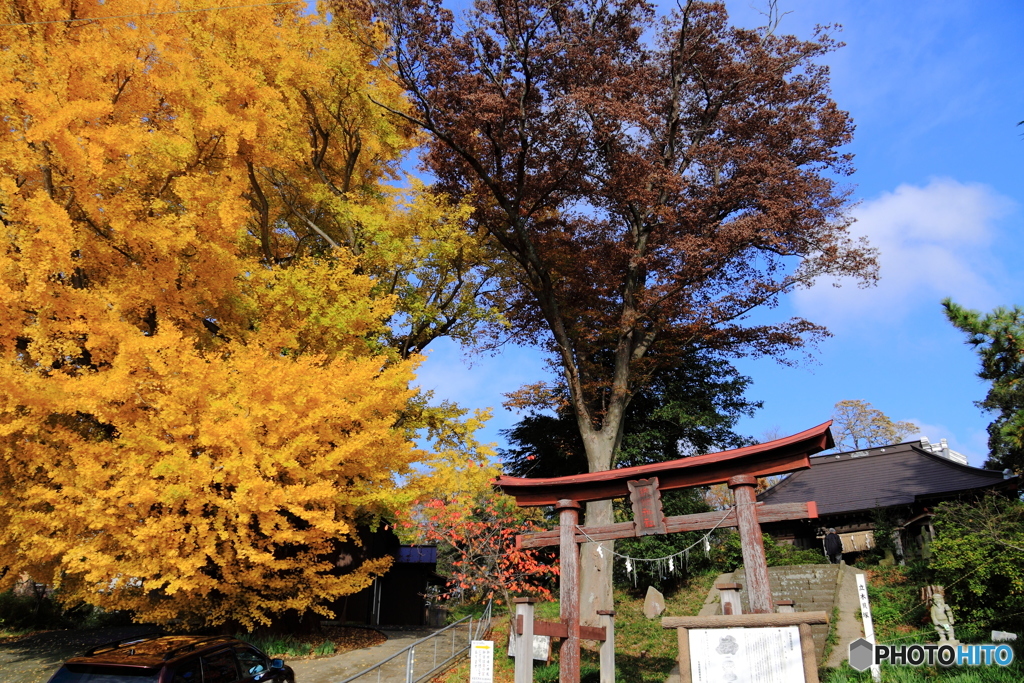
[291,628,440,683]
[827,564,868,668]
[0,626,444,683]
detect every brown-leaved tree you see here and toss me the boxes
[367,0,877,620]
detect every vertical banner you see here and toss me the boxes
[855,573,881,682]
[470,640,494,683]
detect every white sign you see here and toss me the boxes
[470,640,494,683]
[507,632,552,661]
[689,626,804,683]
[855,573,881,682]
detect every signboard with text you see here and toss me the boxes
[689,626,805,683]
[470,640,494,683]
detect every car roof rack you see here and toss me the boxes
[161,636,236,660]
[84,632,164,656]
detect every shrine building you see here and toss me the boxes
[757,437,1019,560]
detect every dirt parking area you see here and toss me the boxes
[0,625,158,683]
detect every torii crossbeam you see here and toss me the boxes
[494,421,834,683]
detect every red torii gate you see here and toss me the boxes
[494,421,834,683]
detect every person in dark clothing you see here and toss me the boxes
[824,528,843,564]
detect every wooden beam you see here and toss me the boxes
[514,600,535,683]
[800,622,820,683]
[598,611,615,683]
[494,422,833,507]
[661,612,829,629]
[516,615,607,641]
[517,502,816,549]
[676,627,691,683]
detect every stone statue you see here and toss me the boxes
[930,592,956,644]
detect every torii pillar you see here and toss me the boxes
[728,474,773,614]
[556,499,582,678]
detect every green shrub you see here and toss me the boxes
[236,633,310,658]
[709,531,825,573]
[766,539,827,566]
[0,591,37,631]
[931,496,1024,639]
[534,662,599,683]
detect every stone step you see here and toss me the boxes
[727,564,840,662]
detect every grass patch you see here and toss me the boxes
[235,625,385,659]
[821,563,1024,682]
[823,658,1024,682]
[0,625,34,641]
[236,633,314,658]
[863,565,933,645]
[821,605,840,665]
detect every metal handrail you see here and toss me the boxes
[336,601,493,683]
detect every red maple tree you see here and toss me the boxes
[409,494,557,607]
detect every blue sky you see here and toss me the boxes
[414,0,1024,467]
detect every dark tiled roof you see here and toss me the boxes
[757,441,1017,515]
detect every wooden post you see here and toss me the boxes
[799,622,819,683]
[728,475,774,614]
[716,583,743,616]
[676,627,691,683]
[597,610,615,683]
[556,499,581,683]
[514,598,536,683]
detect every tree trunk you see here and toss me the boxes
[578,429,618,626]
[579,499,614,627]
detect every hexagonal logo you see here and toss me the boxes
[849,638,875,672]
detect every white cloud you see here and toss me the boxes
[793,178,1015,328]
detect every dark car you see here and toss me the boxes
[46,634,296,683]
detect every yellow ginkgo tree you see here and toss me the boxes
[0,0,491,629]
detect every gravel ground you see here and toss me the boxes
[0,625,159,683]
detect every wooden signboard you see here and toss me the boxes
[662,612,829,683]
[628,478,667,535]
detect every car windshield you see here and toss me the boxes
[48,664,161,683]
